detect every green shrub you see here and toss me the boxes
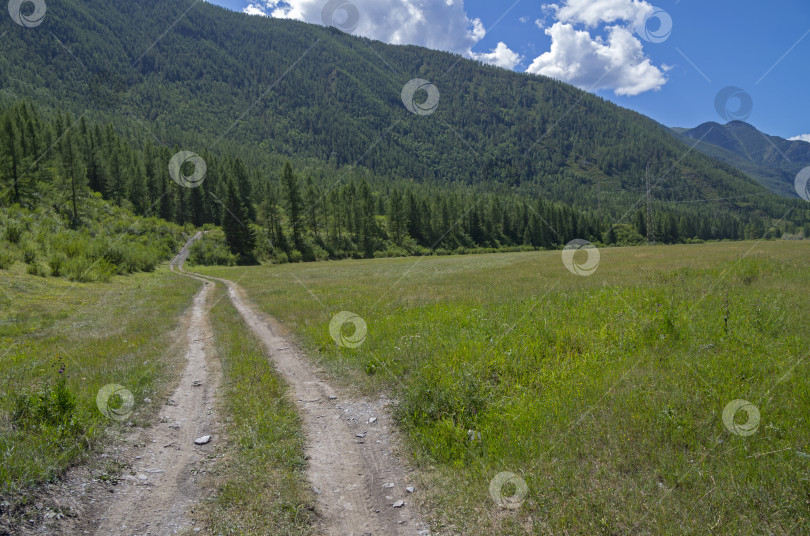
[124,242,161,272]
[26,262,46,277]
[288,249,303,263]
[310,243,330,262]
[0,248,14,269]
[100,241,128,271]
[91,258,118,282]
[49,253,66,277]
[12,368,82,438]
[22,242,37,264]
[64,256,89,282]
[54,232,87,258]
[376,246,409,258]
[3,197,182,282]
[4,220,24,244]
[188,235,236,266]
[272,252,289,264]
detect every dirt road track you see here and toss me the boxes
[182,234,430,535]
[15,233,429,536]
[90,239,220,535]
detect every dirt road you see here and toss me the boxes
[90,237,220,535]
[19,233,429,536]
[182,235,429,535]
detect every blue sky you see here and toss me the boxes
[207,0,810,140]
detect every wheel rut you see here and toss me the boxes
[92,235,221,535]
[22,234,429,536]
[181,234,429,536]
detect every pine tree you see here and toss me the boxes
[0,117,23,205]
[129,159,149,215]
[406,191,425,245]
[605,224,618,245]
[106,142,127,204]
[358,180,376,258]
[2,113,46,207]
[222,178,255,262]
[59,131,87,224]
[159,168,175,222]
[305,176,320,236]
[329,188,342,241]
[281,162,303,250]
[523,212,542,247]
[634,209,646,238]
[469,203,484,245]
[388,188,407,244]
[232,158,256,221]
[190,184,206,227]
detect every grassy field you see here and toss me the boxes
[0,262,200,501]
[0,258,315,533]
[196,279,314,535]
[196,240,810,535]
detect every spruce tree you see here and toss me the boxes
[232,158,256,220]
[388,188,406,244]
[222,178,255,262]
[281,162,303,250]
[59,131,87,224]
[358,180,376,257]
[1,117,21,205]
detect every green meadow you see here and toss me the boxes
[0,264,199,497]
[0,258,314,533]
[196,240,810,535]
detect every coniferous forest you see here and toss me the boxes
[5,102,807,267]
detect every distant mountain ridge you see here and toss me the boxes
[676,121,810,198]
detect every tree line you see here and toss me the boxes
[2,102,807,267]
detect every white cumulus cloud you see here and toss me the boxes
[471,42,523,69]
[526,0,668,96]
[527,22,666,96]
[553,0,654,27]
[243,4,268,16]
[788,134,810,143]
[242,0,520,69]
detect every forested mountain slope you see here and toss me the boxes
[2,0,808,260]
